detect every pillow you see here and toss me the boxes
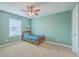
[24,33,30,39]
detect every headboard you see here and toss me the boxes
[21,30,31,40]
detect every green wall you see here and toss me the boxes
[0,11,30,46]
[0,10,72,46]
[32,11,72,46]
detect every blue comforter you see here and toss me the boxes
[23,33,40,42]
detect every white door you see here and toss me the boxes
[72,3,78,56]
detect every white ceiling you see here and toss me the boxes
[0,2,77,19]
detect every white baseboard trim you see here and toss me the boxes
[0,40,72,48]
[46,41,72,48]
[0,40,21,48]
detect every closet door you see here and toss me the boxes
[72,3,78,56]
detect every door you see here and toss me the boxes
[72,3,78,56]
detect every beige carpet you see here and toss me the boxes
[0,41,77,57]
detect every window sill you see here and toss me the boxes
[8,35,20,38]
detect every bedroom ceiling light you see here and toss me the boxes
[22,2,40,17]
[28,12,35,16]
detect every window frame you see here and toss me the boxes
[8,18,21,37]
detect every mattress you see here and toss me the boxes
[23,33,40,42]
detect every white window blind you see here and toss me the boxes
[9,18,21,37]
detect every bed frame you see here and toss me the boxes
[21,31,45,45]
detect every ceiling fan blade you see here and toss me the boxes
[25,3,35,12]
[34,13,38,15]
[35,9,40,12]
[34,11,39,15]
[21,10,29,12]
[25,5,31,11]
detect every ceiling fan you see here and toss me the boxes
[22,2,40,16]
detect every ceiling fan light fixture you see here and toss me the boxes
[24,3,40,17]
[31,12,35,16]
[28,12,35,16]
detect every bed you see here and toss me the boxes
[21,31,45,45]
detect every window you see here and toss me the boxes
[9,18,21,37]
